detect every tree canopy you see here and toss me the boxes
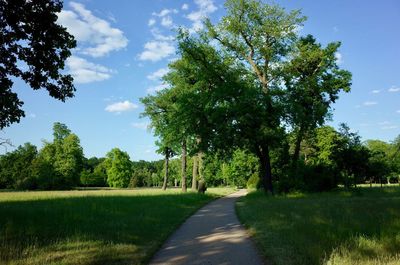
[0,0,76,129]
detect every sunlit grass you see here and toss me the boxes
[0,187,235,265]
[236,187,400,265]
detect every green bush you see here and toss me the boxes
[246,173,260,189]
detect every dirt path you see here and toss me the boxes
[149,189,264,265]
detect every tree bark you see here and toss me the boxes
[256,144,274,194]
[198,151,204,181]
[181,140,187,192]
[192,155,198,190]
[293,126,305,166]
[162,149,169,190]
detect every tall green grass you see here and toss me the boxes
[0,187,234,265]
[236,187,400,265]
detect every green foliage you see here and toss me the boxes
[0,143,37,189]
[225,149,259,188]
[0,0,76,129]
[104,148,132,188]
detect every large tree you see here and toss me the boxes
[0,0,76,129]
[205,0,306,193]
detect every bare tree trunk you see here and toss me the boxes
[256,144,274,194]
[181,140,187,192]
[162,149,170,190]
[192,155,198,190]
[293,127,304,165]
[198,151,204,181]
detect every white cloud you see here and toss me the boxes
[105,101,138,113]
[131,122,149,130]
[152,9,178,17]
[382,125,399,130]
[186,0,217,32]
[147,83,168,94]
[388,86,400,92]
[57,2,128,57]
[363,101,378,106]
[67,56,112,83]
[148,18,156,26]
[371,90,381,94]
[182,3,189,10]
[378,121,391,125]
[28,113,36,118]
[335,52,343,64]
[147,68,169,81]
[139,41,175,62]
[161,16,174,27]
[150,28,175,41]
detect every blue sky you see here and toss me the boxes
[2,0,400,160]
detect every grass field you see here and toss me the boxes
[236,187,400,265]
[0,187,234,265]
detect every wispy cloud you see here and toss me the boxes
[388,86,400,92]
[382,125,399,130]
[378,121,391,125]
[161,16,174,28]
[147,68,169,81]
[186,0,218,32]
[58,2,128,57]
[147,83,168,94]
[152,9,178,17]
[335,52,343,64]
[131,122,149,130]
[182,3,189,10]
[67,56,112,83]
[139,41,175,62]
[105,101,138,113]
[371,89,381,94]
[148,18,156,26]
[363,101,378,106]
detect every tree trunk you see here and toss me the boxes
[192,155,198,190]
[181,140,187,192]
[293,126,304,166]
[198,151,204,181]
[162,149,169,190]
[256,144,274,194]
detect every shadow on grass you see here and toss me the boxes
[236,187,400,265]
[0,193,215,265]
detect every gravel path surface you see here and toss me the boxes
[149,189,264,265]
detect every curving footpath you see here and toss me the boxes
[149,189,264,265]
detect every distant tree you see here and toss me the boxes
[38,122,84,188]
[336,123,370,187]
[105,148,132,188]
[0,142,38,189]
[365,140,391,185]
[0,0,76,129]
[226,149,259,188]
[30,156,56,190]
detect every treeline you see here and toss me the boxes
[0,122,398,191]
[0,123,163,190]
[0,122,253,190]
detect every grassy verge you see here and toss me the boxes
[236,187,400,265]
[0,187,234,265]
